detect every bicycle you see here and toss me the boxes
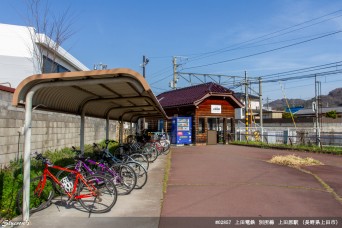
[112,142,149,170]
[129,138,159,163]
[16,152,118,214]
[56,147,137,195]
[156,133,171,155]
[94,141,148,189]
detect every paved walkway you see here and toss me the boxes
[160,145,342,227]
[14,154,167,228]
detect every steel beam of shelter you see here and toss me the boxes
[12,68,168,222]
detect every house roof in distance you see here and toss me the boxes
[234,92,259,100]
[296,106,342,115]
[0,85,15,93]
[157,82,243,108]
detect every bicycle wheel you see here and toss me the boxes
[16,176,55,214]
[125,161,148,189]
[55,164,88,195]
[110,163,137,195]
[129,153,149,170]
[77,173,117,213]
[161,140,171,155]
[143,146,158,163]
[154,141,163,156]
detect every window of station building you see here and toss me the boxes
[208,118,219,131]
[198,118,205,133]
[42,56,70,73]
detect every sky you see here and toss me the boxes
[1,0,342,103]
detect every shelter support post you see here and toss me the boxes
[119,120,124,144]
[130,122,133,136]
[80,111,85,154]
[23,90,34,222]
[106,117,109,140]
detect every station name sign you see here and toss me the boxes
[211,105,221,114]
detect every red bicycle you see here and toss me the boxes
[16,152,117,214]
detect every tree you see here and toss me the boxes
[25,0,76,73]
[325,110,337,119]
[282,112,296,119]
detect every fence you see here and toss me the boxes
[235,126,342,147]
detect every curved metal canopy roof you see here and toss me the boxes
[12,68,168,122]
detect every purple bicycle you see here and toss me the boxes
[56,148,137,195]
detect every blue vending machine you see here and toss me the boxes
[171,117,192,145]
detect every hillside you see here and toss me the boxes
[268,88,342,110]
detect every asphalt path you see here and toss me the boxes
[160,145,342,227]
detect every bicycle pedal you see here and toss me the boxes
[95,190,103,202]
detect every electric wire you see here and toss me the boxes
[177,9,342,63]
[150,73,173,85]
[186,13,342,63]
[182,31,342,70]
[261,61,342,79]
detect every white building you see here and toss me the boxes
[0,23,89,88]
[234,92,260,119]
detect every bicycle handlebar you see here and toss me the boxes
[33,152,53,166]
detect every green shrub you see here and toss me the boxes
[326,110,337,119]
[0,162,23,220]
[97,139,119,154]
[282,112,296,119]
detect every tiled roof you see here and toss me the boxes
[0,85,15,93]
[296,107,342,115]
[234,92,259,100]
[157,82,234,108]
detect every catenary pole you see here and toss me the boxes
[259,77,263,142]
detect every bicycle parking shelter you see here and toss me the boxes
[12,68,168,221]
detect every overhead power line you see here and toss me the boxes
[259,69,342,84]
[182,30,342,70]
[261,61,342,79]
[178,9,342,62]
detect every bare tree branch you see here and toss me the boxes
[24,0,76,73]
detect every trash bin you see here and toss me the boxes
[207,130,217,145]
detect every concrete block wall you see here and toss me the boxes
[0,90,118,168]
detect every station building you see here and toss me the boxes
[147,82,244,145]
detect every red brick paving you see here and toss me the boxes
[161,145,342,218]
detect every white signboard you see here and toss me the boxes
[211,105,221,114]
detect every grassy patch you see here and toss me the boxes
[163,151,172,194]
[268,154,323,167]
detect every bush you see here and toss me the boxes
[0,165,23,220]
[326,110,337,119]
[97,139,119,154]
[282,112,296,119]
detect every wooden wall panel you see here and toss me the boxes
[196,98,235,118]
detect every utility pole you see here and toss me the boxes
[314,74,321,147]
[259,77,263,142]
[244,71,249,140]
[142,55,149,78]
[94,63,107,70]
[172,56,178,90]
